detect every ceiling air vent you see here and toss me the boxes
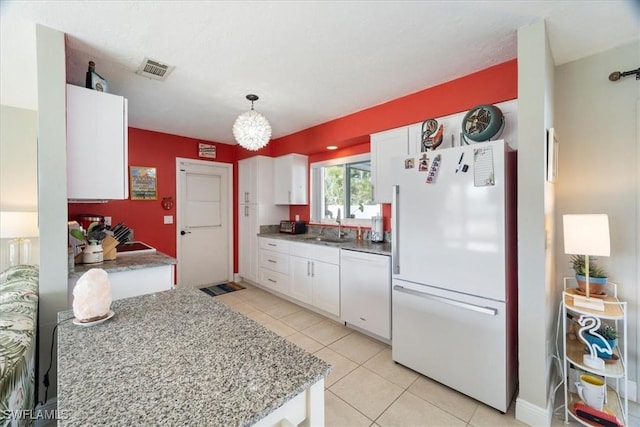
[136,57,174,81]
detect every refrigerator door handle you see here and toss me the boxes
[393,285,497,316]
[392,185,399,274]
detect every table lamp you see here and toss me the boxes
[0,211,39,266]
[563,214,610,311]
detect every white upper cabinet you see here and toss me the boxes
[407,123,423,155]
[238,155,287,209]
[274,154,308,205]
[66,84,128,200]
[370,127,408,203]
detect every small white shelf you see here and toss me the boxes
[561,277,628,426]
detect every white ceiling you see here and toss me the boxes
[1,1,638,146]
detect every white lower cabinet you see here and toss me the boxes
[288,242,340,317]
[68,264,173,306]
[257,237,341,317]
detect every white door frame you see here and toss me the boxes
[636,98,639,399]
[175,158,234,286]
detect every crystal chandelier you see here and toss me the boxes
[232,94,272,151]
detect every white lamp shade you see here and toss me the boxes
[563,214,610,256]
[0,211,39,239]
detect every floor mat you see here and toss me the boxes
[199,282,246,297]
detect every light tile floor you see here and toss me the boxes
[216,283,640,426]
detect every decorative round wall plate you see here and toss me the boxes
[461,104,504,143]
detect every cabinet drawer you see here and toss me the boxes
[259,237,290,254]
[259,250,289,274]
[289,242,339,265]
[259,267,289,293]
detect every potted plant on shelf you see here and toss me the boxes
[570,255,608,295]
[70,222,107,264]
[582,324,618,359]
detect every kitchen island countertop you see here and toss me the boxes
[69,251,176,279]
[57,287,331,426]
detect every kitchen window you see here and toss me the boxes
[310,153,380,226]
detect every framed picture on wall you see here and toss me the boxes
[546,128,558,183]
[130,166,158,200]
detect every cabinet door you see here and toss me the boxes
[274,154,308,205]
[370,127,408,203]
[289,255,312,304]
[407,123,423,155]
[238,204,258,282]
[66,84,128,200]
[238,157,257,204]
[311,260,340,316]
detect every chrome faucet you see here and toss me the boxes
[336,208,345,238]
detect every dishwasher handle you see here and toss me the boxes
[340,253,384,265]
[393,285,497,316]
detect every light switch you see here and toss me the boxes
[164,215,174,224]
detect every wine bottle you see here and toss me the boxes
[85,61,95,89]
[85,61,108,92]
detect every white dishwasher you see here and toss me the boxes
[340,249,391,339]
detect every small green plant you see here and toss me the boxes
[593,324,618,341]
[69,222,106,243]
[569,255,608,278]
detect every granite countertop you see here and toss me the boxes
[69,251,176,279]
[258,232,392,256]
[57,287,331,426]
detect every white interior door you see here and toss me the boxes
[177,159,232,287]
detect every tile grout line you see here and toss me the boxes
[228,284,516,426]
[326,389,376,425]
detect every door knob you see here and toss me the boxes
[180,230,191,235]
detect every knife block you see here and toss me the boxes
[102,235,118,261]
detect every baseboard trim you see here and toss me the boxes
[515,397,550,426]
[622,379,638,402]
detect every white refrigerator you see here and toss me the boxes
[391,140,517,412]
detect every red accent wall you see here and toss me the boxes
[270,60,517,157]
[69,59,517,275]
[68,128,237,261]
[274,59,518,230]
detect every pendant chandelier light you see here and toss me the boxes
[232,94,272,151]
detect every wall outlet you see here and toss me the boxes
[104,216,112,226]
[163,215,173,224]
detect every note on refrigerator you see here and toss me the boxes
[473,147,495,187]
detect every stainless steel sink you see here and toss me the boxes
[302,235,351,244]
